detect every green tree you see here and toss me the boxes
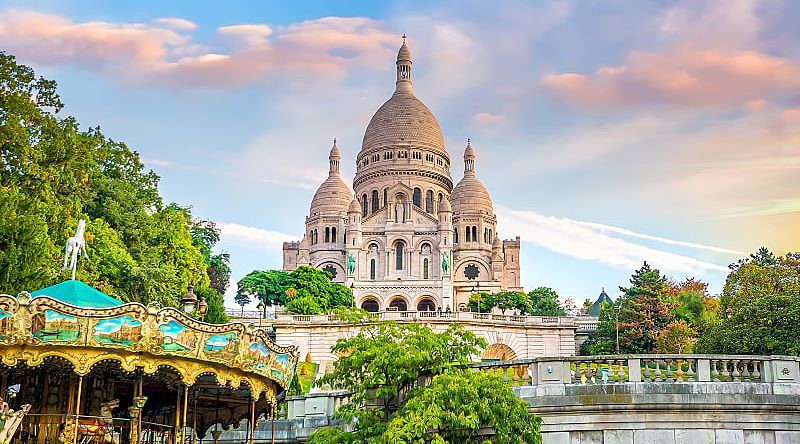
[580,262,678,355]
[237,267,353,315]
[234,292,251,316]
[309,311,541,443]
[528,287,566,316]
[467,291,494,313]
[0,52,227,313]
[382,370,542,444]
[697,250,800,355]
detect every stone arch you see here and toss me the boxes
[415,296,436,312]
[360,296,381,313]
[482,343,517,361]
[388,296,408,311]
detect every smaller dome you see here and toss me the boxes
[492,236,502,248]
[438,197,452,213]
[348,196,361,214]
[397,41,411,63]
[451,140,493,215]
[310,141,353,215]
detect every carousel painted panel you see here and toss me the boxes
[91,315,143,347]
[245,338,271,372]
[203,332,240,361]
[156,319,200,354]
[0,307,12,344]
[31,309,84,343]
[270,353,294,385]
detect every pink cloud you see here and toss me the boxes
[541,47,800,109]
[470,112,505,125]
[0,10,398,89]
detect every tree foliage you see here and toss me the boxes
[309,311,540,443]
[236,266,353,314]
[697,249,800,355]
[0,52,228,318]
[467,288,565,316]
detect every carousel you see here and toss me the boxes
[0,278,299,444]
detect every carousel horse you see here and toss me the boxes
[62,219,88,280]
[59,399,119,444]
[0,397,32,444]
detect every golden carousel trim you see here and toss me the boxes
[0,291,299,443]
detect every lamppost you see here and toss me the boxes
[350,282,355,308]
[615,303,621,354]
[181,284,198,314]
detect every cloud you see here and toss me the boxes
[216,222,297,251]
[573,221,746,255]
[497,207,731,274]
[723,198,800,218]
[541,47,800,109]
[0,10,398,89]
[152,17,197,30]
[470,112,505,125]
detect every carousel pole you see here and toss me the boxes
[181,384,189,444]
[174,386,182,444]
[249,396,255,444]
[191,389,198,444]
[271,404,276,444]
[72,375,84,444]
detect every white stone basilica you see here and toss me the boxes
[282,39,522,312]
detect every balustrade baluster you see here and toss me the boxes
[732,360,741,381]
[654,360,663,382]
[675,359,684,382]
[585,364,594,384]
[686,360,695,382]
[753,361,762,381]
[666,359,674,382]
[617,359,626,383]
[643,360,652,381]
[502,366,510,383]
[572,363,581,384]
[741,360,751,381]
[711,360,720,382]
[721,360,731,381]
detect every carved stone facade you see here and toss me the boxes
[283,40,523,312]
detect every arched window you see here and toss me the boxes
[395,242,404,270]
[472,226,477,242]
[370,259,376,280]
[425,190,433,213]
[371,190,379,213]
[331,227,337,243]
[362,194,368,216]
[314,229,318,244]
[423,258,429,279]
[489,229,493,242]
[417,298,435,312]
[438,193,443,203]
[389,297,407,311]
[361,298,379,313]
[454,228,459,243]
[384,188,388,208]
[324,227,330,243]
[465,227,470,242]
[484,228,488,243]
[413,188,421,207]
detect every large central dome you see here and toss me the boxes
[361,90,445,155]
[359,41,446,157]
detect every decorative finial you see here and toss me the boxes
[402,33,407,43]
[333,137,337,145]
[467,137,471,144]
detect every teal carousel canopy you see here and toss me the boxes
[30,280,122,308]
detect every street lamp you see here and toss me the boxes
[181,284,197,314]
[257,299,266,319]
[198,297,208,320]
[615,304,621,354]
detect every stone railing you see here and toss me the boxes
[469,354,800,386]
[259,310,578,328]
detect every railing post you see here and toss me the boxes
[628,358,641,382]
[697,358,711,382]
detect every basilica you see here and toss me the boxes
[282,39,522,313]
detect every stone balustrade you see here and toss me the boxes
[256,310,580,327]
[469,354,798,386]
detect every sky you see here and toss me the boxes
[3,0,798,309]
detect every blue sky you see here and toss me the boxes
[3,0,798,309]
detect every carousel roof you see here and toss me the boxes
[30,280,122,308]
